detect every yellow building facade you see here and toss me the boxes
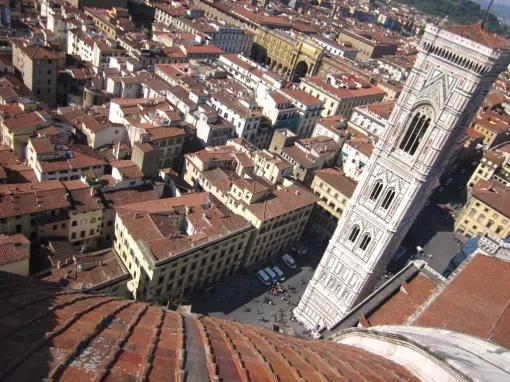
[114,193,254,301]
[455,180,510,239]
[307,168,357,242]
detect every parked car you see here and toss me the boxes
[256,270,272,286]
[282,254,296,269]
[264,267,279,284]
[272,266,285,282]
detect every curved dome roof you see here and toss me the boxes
[0,271,417,381]
[1,270,509,382]
[335,326,510,382]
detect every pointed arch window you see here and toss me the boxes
[399,107,433,155]
[348,225,360,242]
[381,189,396,210]
[359,234,371,251]
[369,180,384,201]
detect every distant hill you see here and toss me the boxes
[400,0,509,35]
[476,0,510,24]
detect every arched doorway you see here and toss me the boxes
[293,61,309,81]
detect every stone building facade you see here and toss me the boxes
[294,23,510,330]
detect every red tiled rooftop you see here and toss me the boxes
[445,22,510,50]
[118,193,251,262]
[315,167,357,197]
[38,147,106,173]
[346,127,374,157]
[3,111,47,132]
[366,100,396,119]
[365,273,440,326]
[282,145,316,169]
[247,184,318,221]
[42,250,129,290]
[0,145,19,166]
[0,271,419,381]
[465,126,484,140]
[102,184,160,209]
[63,181,103,213]
[111,160,143,179]
[29,137,55,154]
[474,111,510,134]
[0,181,70,218]
[269,91,291,105]
[305,76,386,100]
[182,44,224,54]
[412,254,510,348]
[283,89,323,107]
[0,233,29,266]
[471,179,510,218]
[12,39,65,60]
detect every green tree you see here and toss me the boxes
[401,0,508,35]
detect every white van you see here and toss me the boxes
[256,270,272,286]
[282,254,296,269]
[272,266,285,282]
[264,267,279,284]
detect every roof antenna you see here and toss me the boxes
[481,0,495,29]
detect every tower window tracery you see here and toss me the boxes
[359,233,371,251]
[348,225,360,242]
[381,189,396,210]
[399,106,433,155]
[369,180,384,201]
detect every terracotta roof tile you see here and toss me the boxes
[366,273,439,326]
[0,233,30,266]
[315,167,357,197]
[12,39,65,60]
[282,89,323,107]
[305,76,386,100]
[446,22,510,50]
[471,179,510,218]
[412,253,510,348]
[246,184,318,221]
[42,251,128,290]
[0,181,70,218]
[366,100,396,119]
[118,193,252,262]
[29,137,55,154]
[0,270,424,382]
[0,145,19,166]
[3,111,47,132]
[474,111,510,134]
[111,160,143,179]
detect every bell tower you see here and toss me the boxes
[294,23,510,330]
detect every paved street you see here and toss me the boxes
[190,242,325,336]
